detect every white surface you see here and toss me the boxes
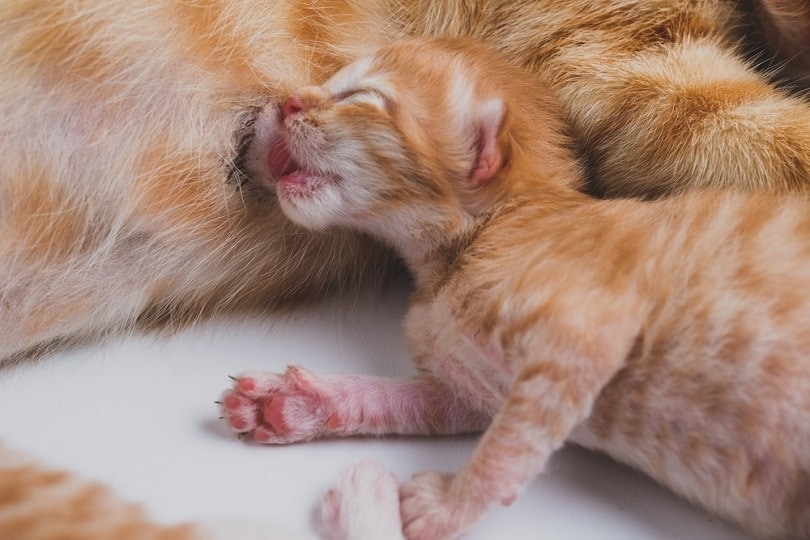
[0,281,752,539]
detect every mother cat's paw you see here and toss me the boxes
[219,366,336,444]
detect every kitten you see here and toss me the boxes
[1,0,808,364]
[222,38,810,539]
[3,0,810,536]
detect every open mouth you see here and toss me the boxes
[267,136,297,180]
[267,136,338,196]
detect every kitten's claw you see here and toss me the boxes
[219,366,336,444]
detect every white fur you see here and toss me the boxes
[319,461,405,540]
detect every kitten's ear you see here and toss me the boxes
[469,97,507,186]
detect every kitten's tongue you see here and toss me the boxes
[267,135,329,192]
[278,169,312,186]
[267,137,298,180]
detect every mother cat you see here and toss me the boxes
[0,0,808,361]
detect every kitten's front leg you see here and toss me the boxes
[400,350,625,540]
[220,366,489,444]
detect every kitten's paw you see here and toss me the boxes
[319,460,404,540]
[400,471,472,540]
[219,366,336,444]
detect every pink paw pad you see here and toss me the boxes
[220,390,257,432]
[262,394,292,435]
[236,377,256,392]
[219,366,335,444]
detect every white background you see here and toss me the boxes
[0,281,752,539]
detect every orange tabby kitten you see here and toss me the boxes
[1,0,808,364]
[223,38,810,538]
[2,0,809,534]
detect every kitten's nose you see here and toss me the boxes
[282,94,306,119]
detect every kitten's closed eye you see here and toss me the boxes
[334,88,394,113]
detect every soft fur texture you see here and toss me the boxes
[0,446,400,540]
[1,0,808,363]
[223,37,810,538]
[0,445,203,539]
[2,0,809,536]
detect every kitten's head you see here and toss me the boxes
[269,38,581,240]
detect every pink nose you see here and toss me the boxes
[282,94,305,119]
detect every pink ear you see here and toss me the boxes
[469,98,506,186]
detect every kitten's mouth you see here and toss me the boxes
[268,136,338,195]
[267,137,299,181]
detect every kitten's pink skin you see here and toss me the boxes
[225,38,810,539]
[220,366,336,443]
[468,100,507,186]
[220,366,489,444]
[470,140,500,186]
[319,461,404,540]
[282,95,306,120]
[266,138,296,182]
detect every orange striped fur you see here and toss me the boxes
[1,0,808,536]
[0,0,808,362]
[0,445,402,539]
[0,447,200,540]
[259,37,810,538]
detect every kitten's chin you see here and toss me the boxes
[276,172,344,231]
[277,170,339,198]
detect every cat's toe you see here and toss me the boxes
[219,371,288,437]
[229,371,287,399]
[220,390,260,432]
[400,472,467,540]
[219,366,335,444]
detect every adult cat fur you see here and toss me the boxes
[0,446,403,539]
[1,0,809,536]
[0,0,808,363]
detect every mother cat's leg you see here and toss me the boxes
[545,33,810,197]
[220,367,490,443]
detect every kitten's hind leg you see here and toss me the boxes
[220,367,489,444]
